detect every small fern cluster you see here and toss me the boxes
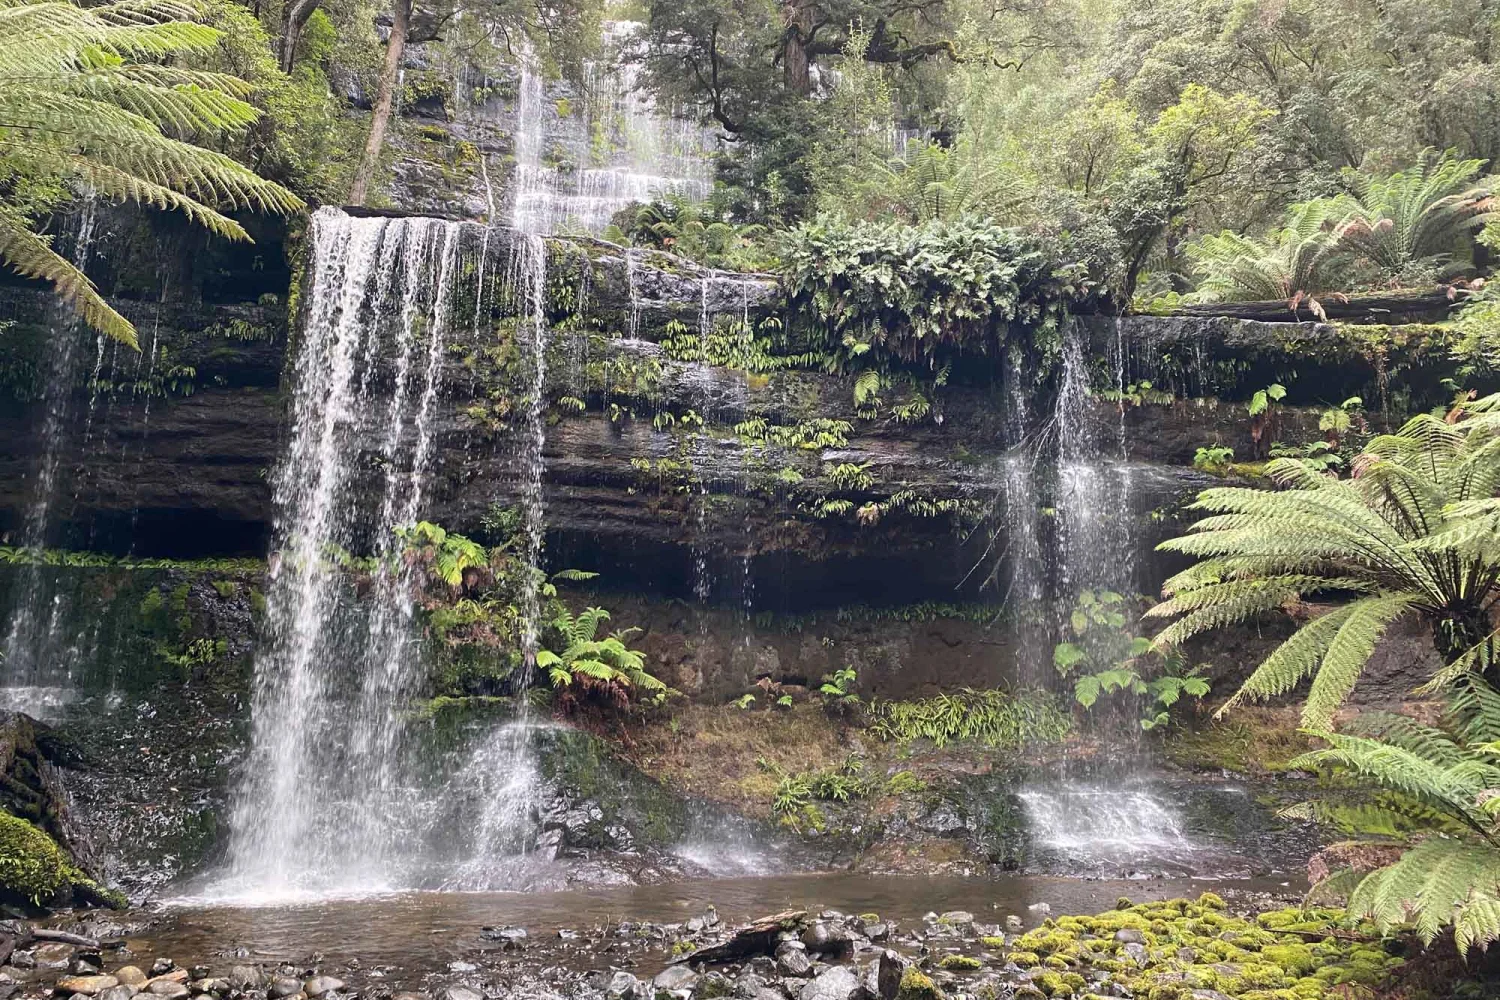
[867,688,1071,749]
[538,606,667,709]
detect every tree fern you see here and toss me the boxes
[1149,394,1500,718]
[1184,199,1351,313]
[0,0,302,346]
[1290,680,1500,953]
[1336,149,1497,285]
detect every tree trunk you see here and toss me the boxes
[348,0,410,207]
[278,0,322,74]
[782,1,812,95]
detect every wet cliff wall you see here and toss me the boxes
[1,212,1490,704]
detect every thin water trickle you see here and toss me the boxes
[0,201,101,718]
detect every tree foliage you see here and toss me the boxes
[0,0,303,346]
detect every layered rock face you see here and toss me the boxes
[0,239,1481,594]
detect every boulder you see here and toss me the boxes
[652,966,699,992]
[114,969,148,988]
[268,978,302,999]
[798,967,858,1000]
[56,975,119,996]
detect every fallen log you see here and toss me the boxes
[676,910,807,965]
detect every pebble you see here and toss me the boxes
[268,978,302,999]
[56,975,119,996]
[302,977,344,997]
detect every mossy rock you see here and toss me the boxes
[937,955,980,971]
[0,812,111,908]
[895,966,943,1000]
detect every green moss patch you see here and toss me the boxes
[992,895,1404,1000]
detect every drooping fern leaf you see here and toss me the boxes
[0,0,303,345]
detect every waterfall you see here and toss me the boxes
[504,24,711,236]
[221,209,463,897]
[1018,781,1195,867]
[0,202,100,719]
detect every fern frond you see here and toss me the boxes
[0,209,134,346]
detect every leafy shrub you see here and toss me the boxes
[1052,590,1209,730]
[778,218,1105,369]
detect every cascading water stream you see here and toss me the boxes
[0,202,101,719]
[1000,318,1190,865]
[220,210,463,898]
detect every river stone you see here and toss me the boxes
[191,980,229,995]
[652,966,699,992]
[601,971,638,998]
[392,993,428,1000]
[484,926,527,950]
[224,968,260,990]
[1004,916,1023,932]
[115,969,148,988]
[57,975,120,995]
[937,911,974,929]
[438,987,482,1000]
[303,977,344,997]
[269,977,303,998]
[99,986,137,1000]
[1191,992,1233,1000]
[149,962,174,978]
[72,958,102,976]
[1114,929,1146,945]
[799,923,850,955]
[876,951,904,1000]
[775,943,812,978]
[147,982,189,999]
[1122,942,1149,967]
[34,945,74,970]
[798,967,858,1000]
[863,923,888,943]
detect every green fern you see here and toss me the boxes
[1289,680,1500,954]
[1184,200,1350,312]
[0,0,303,346]
[1149,394,1500,727]
[540,606,667,705]
[1335,148,1497,284]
